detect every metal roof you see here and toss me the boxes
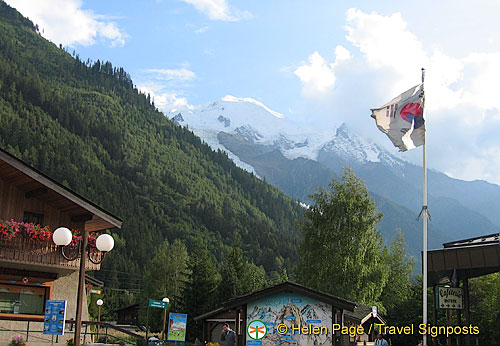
[427,233,500,286]
[195,281,356,321]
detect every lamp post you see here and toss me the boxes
[53,227,114,346]
[161,297,170,340]
[96,299,103,341]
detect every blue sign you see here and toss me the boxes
[167,313,187,341]
[306,319,322,323]
[247,341,262,346]
[43,300,66,335]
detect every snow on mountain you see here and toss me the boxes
[170,95,404,172]
[321,124,406,170]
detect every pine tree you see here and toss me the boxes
[218,239,268,301]
[183,245,220,340]
[141,239,190,331]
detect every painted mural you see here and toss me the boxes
[246,292,332,346]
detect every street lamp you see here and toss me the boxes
[53,227,114,346]
[161,297,170,340]
[96,299,103,341]
[53,227,72,246]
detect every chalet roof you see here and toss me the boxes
[427,233,500,286]
[344,305,386,325]
[0,148,122,231]
[195,281,356,321]
[85,274,104,287]
[113,303,140,313]
[344,305,372,321]
[443,233,499,248]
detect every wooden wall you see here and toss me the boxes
[0,177,83,230]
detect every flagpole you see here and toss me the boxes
[421,67,428,346]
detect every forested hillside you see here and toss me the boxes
[0,1,303,289]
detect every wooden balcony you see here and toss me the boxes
[0,236,101,272]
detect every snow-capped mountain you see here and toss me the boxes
[171,95,404,172]
[169,96,500,258]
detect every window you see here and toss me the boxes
[23,212,44,225]
[0,284,47,315]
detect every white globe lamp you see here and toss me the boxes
[96,299,104,306]
[53,227,72,246]
[96,234,114,252]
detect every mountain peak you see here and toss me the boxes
[221,95,285,119]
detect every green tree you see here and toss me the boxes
[384,276,424,346]
[218,240,268,301]
[469,273,500,345]
[141,239,190,331]
[183,245,221,340]
[379,230,415,313]
[297,168,389,304]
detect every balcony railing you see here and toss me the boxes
[0,236,101,271]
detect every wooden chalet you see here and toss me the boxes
[0,148,122,342]
[195,281,357,346]
[427,233,500,346]
[344,305,386,345]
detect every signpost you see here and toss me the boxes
[437,287,463,309]
[149,299,169,309]
[43,300,67,336]
[145,298,170,341]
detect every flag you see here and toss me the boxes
[371,84,425,151]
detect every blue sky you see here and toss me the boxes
[6,0,500,186]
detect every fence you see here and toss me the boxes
[0,315,144,345]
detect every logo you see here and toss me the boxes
[400,102,424,129]
[247,320,267,340]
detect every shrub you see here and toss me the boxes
[8,335,26,346]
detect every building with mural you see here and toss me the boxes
[195,282,358,346]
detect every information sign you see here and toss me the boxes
[43,300,66,335]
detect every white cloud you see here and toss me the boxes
[340,8,500,184]
[461,52,500,110]
[180,0,251,22]
[343,8,500,117]
[293,46,351,98]
[139,84,194,113]
[137,66,196,114]
[145,68,196,81]
[344,8,467,113]
[5,0,127,47]
[195,25,209,34]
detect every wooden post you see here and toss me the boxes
[146,305,150,342]
[75,229,88,346]
[432,286,437,346]
[162,309,167,340]
[463,277,471,346]
[97,304,101,342]
[447,309,452,346]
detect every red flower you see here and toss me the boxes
[0,219,96,245]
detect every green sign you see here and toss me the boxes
[149,299,169,309]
